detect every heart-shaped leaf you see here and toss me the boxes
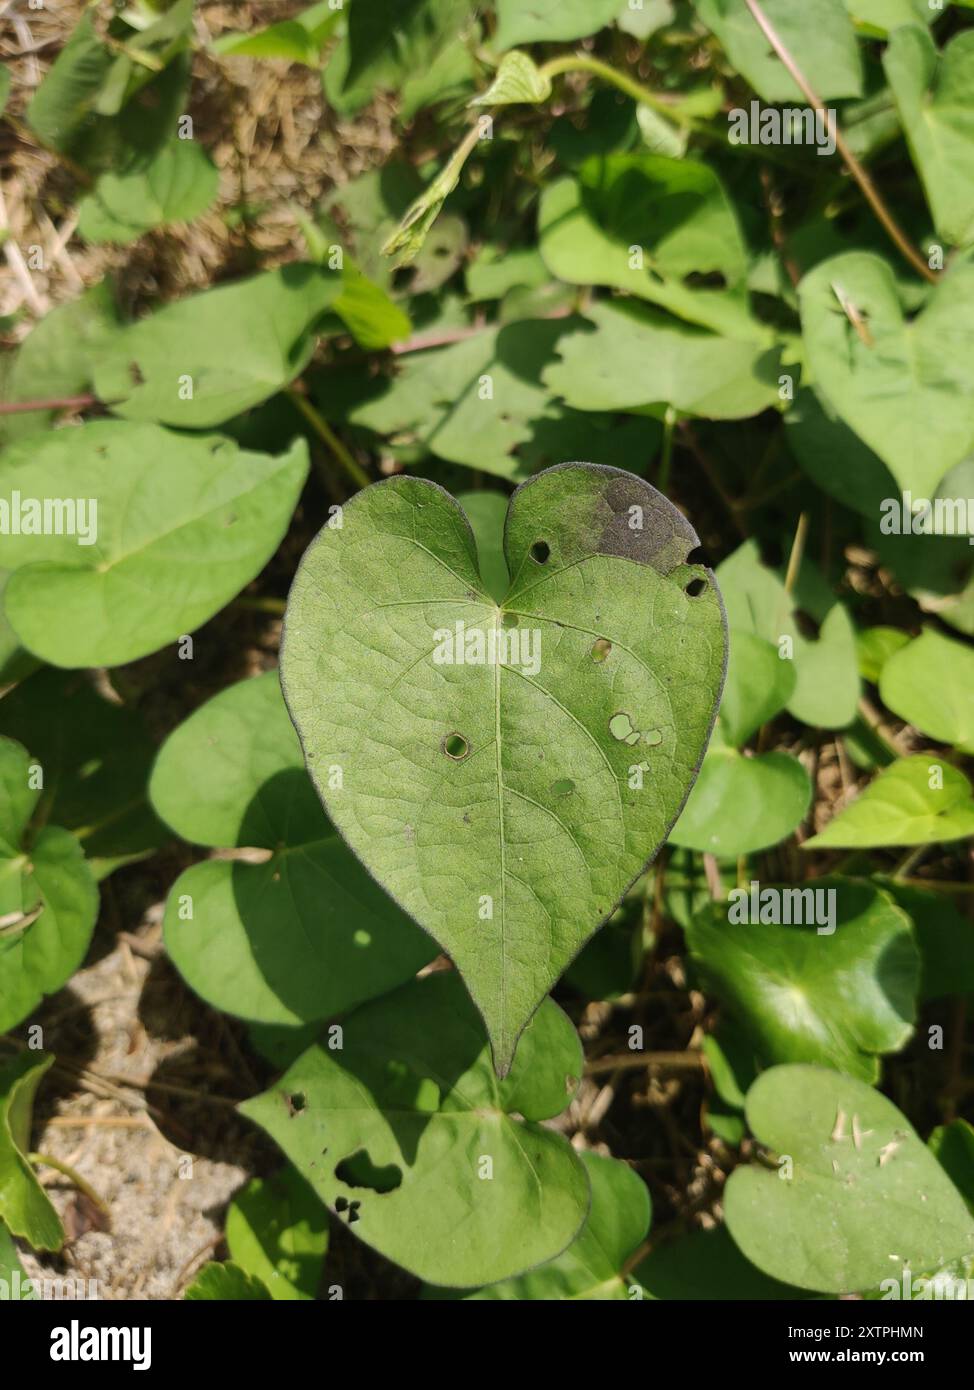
[151,672,434,1026]
[804,755,974,849]
[542,300,782,420]
[240,971,589,1287]
[717,540,860,730]
[471,51,552,106]
[725,1064,974,1293]
[281,463,727,1071]
[669,746,811,857]
[1,421,308,669]
[92,265,341,427]
[880,628,974,754]
[225,1166,329,1301]
[799,254,974,495]
[538,158,762,340]
[438,1152,651,1300]
[697,0,862,102]
[77,140,218,246]
[884,27,974,248]
[0,1053,63,1252]
[687,877,919,1080]
[0,738,99,1034]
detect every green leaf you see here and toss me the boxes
[460,1152,650,1300]
[0,282,121,446]
[92,265,341,427]
[633,1224,805,1300]
[719,631,796,746]
[77,140,219,245]
[0,738,99,1035]
[240,971,589,1287]
[883,881,974,1003]
[697,0,862,102]
[466,244,549,301]
[225,1166,329,1301]
[785,387,895,520]
[856,626,910,684]
[334,317,602,481]
[331,267,412,349]
[494,0,622,47]
[884,27,974,248]
[323,0,477,118]
[538,160,766,340]
[0,668,166,877]
[281,464,726,1071]
[211,2,342,63]
[151,672,434,1026]
[543,299,781,420]
[0,1219,37,1298]
[0,1053,63,1252]
[799,254,974,496]
[717,540,860,729]
[184,1262,272,1300]
[669,746,811,856]
[929,1120,974,1212]
[880,628,974,754]
[471,51,552,106]
[687,877,918,1080]
[1,422,308,668]
[804,756,974,850]
[724,1064,974,1293]
[25,13,114,154]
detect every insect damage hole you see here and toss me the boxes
[530,540,551,564]
[684,576,708,598]
[442,732,470,760]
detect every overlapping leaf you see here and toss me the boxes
[241,972,589,1287]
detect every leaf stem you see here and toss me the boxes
[0,392,97,417]
[741,0,937,284]
[657,405,677,495]
[285,386,370,491]
[783,511,808,596]
[29,1152,110,1217]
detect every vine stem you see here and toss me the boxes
[29,1152,110,1216]
[539,53,700,128]
[0,392,97,416]
[742,0,937,284]
[285,386,371,491]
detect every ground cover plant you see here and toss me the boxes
[1,0,974,1304]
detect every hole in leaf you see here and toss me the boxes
[287,1092,306,1116]
[530,540,551,564]
[685,577,708,598]
[550,778,576,797]
[335,1149,403,1194]
[442,732,470,760]
[591,638,612,662]
[684,545,708,568]
[502,612,519,628]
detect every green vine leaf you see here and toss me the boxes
[151,672,435,1027]
[687,877,919,1080]
[0,422,308,669]
[879,628,974,755]
[799,254,974,497]
[805,755,974,849]
[0,737,99,1035]
[281,463,727,1072]
[725,1064,974,1293]
[240,971,589,1287]
[225,1166,329,1301]
[471,52,552,107]
[0,1053,63,1252]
